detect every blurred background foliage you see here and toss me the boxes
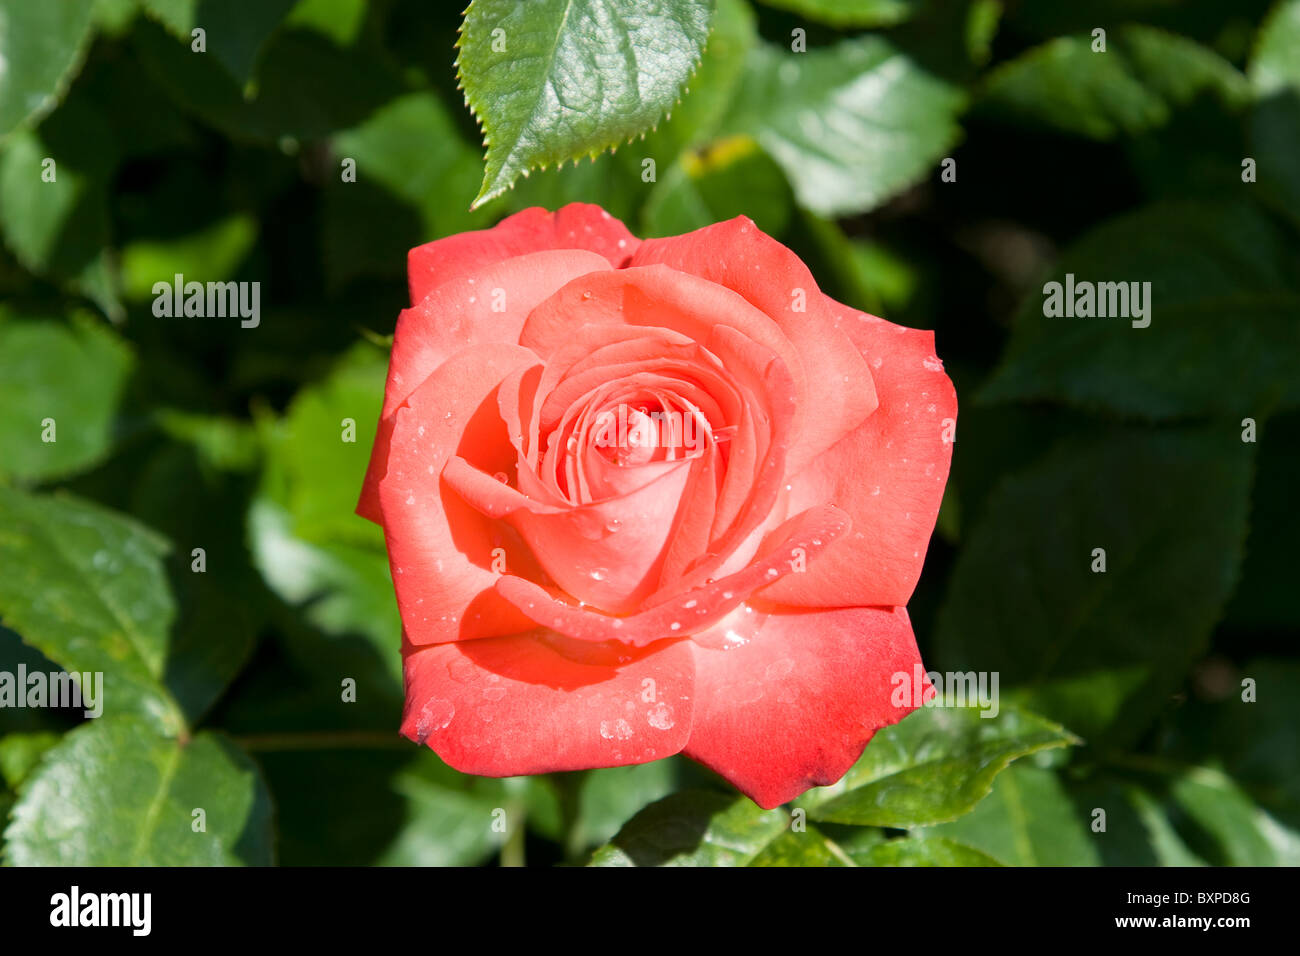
[0,0,1297,865]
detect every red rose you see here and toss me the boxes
[358,203,956,809]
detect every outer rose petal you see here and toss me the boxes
[357,249,611,523]
[684,605,924,809]
[407,203,640,304]
[759,302,957,608]
[629,217,877,475]
[401,631,694,774]
[379,343,543,645]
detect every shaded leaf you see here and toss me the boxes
[978,26,1250,140]
[980,201,1300,419]
[140,0,297,88]
[324,92,490,288]
[0,123,119,317]
[934,427,1254,746]
[131,17,403,144]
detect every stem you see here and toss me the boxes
[500,778,529,867]
[553,770,589,862]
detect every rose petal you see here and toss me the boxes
[378,343,543,645]
[357,249,609,523]
[401,630,694,774]
[494,505,850,646]
[521,270,801,592]
[759,303,956,608]
[408,203,639,304]
[630,217,877,474]
[444,452,696,614]
[385,250,611,420]
[683,605,924,809]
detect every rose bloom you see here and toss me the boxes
[358,203,955,809]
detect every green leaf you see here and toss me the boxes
[1163,768,1300,866]
[934,427,1254,746]
[377,759,562,866]
[589,791,837,866]
[928,763,1100,865]
[0,488,185,734]
[1251,0,1300,96]
[723,34,965,216]
[119,214,258,301]
[377,775,509,867]
[978,26,1250,140]
[457,0,715,208]
[642,135,792,238]
[979,201,1300,420]
[755,0,919,28]
[0,0,97,138]
[248,343,400,679]
[583,0,758,235]
[641,0,755,159]
[852,834,1004,866]
[93,0,138,35]
[385,773,512,867]
[3,717,272,865]
[569,761,679,852]
[797,706,1078,828]
[154,410,260,473]
[284,0,368,47]
[0,311,133,483]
